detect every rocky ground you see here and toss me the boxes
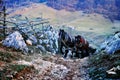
[1,28,120,80]
[23,54,90,80]
[0,2,120,80]
[1,32,120,80]
[0,42,91,80]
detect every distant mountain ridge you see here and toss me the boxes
[46,0,120,20]
[5,0,120,20]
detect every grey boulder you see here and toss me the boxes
[2,31,28,53]
[101,32,120,54]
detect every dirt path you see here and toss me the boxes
[15,54,91,80]
[44,55,91,80]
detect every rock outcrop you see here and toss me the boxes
[2,31,28,53]
[101,32,120,54]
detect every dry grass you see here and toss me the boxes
[89,52,120,79]
[7,3,120,36]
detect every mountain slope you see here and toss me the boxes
[8,3,118,35]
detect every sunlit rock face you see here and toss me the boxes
[28,34,37,45]
[2,31,28,53]
[101,32,120,54]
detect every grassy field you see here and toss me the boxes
[8,3,120,36]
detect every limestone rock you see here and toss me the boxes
[101,32,120,54]
[2,31,28,53]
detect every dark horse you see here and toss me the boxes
[74,35,96,58]
[58,29,75,58]
[59,29,96,58]
[74,35,90,58]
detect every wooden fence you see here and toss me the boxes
[0,1,50,41]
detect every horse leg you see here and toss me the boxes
[83,48,89,57]
[75,50,82,58]
[86,47,90,56]
[78,52,83,58]
[63,49,68,58]
[81,50,84,58]
[59,43,64,54]
[77,47,84,58]
[71,50,74,58]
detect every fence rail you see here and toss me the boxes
[0,1,50,41]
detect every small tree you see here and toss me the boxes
[0,0,7,39]
[3,6,6,38]
[0,0,3,19]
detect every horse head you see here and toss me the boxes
[75,35,83,47]
[75,35,81,43]
[59,29,65,41]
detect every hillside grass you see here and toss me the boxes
[7,3,120,36]
[89,52,120,79]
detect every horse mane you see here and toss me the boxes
[59,29,73,43]
[75,35,87,45]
